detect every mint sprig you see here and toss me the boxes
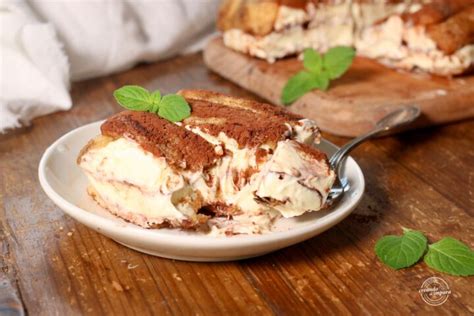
[281,47,355,105]
[424,237,474,276]
[323,46,356,80]
[113,85,191,122]
[375,228,427,270]
[375,228,474,276]
[158,94,191,122]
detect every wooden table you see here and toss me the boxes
[1,53,473,315]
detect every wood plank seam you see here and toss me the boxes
[371,142,474,216]
[240,266,280,315]
[299,233,386,314]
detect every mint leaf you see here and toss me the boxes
[158,94,191,122]
[150,90,162,114]
[113,85,153,111]
[113,86,191,122]
[375,228,427,270]
[424,237,474,276]
[315,71,330,91]
[303,49,322,74]
[281,71,320,105]
[323,46,355,79]
[281,46,354,105]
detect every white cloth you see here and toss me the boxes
[0,0,220,132]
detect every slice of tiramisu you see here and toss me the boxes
[77,90,336,234]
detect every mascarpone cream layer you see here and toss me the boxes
[356,16,474,75]
[79,137,201,227]
[255,140,334,217]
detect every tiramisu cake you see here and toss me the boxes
[77,90,336,235]
[218,0,474,75]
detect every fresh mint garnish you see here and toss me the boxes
[113,85,154,111]
[281,46,355,105]
[375,228,474,277]
[303,49,322,73]
[158,94,191,123]
[113,85,191,122]
[323,46,356,79]
[424,237,474,276]
[375,227,427,270]
[281,71,324,105]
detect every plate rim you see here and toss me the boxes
[38,120,365,249]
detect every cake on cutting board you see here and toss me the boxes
[204,0,474,137]
[218,0,474,76]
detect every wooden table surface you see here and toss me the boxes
[1,53,473,315]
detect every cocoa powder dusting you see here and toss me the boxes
[255,148,269,165]
[100,111,218,172]
[179,89,303,121]
[184,99,295,148]
[292,141,329,163]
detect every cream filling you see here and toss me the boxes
[254,140,335,217]
[79,137,186,193]
[223,27,306,63]
[79,138,201,227]
[86,177,195,226]
[185,126,271,215]
[356,16,474,75]
[208,211,277,236]
[184,120,334,220]
[185,118,324,213]
[293,118,320,144]
[274,4,312,32]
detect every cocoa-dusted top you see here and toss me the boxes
[402,0,472,26]
[180,89,302,121]
[292,141,329,164]
[101,111,218,172]
[179,89,302,148]
[426,5,474,55]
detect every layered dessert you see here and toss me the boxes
[218,0,474,75]
[77,90,336,235]
[356,2,474,75]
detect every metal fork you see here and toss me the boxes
[326,106,421,206]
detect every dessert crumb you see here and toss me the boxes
[112,280,123,292]
[172,273,182,281]
[67,232,73,237]
[127,263,139,270]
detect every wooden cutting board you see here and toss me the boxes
[204,37,474,137]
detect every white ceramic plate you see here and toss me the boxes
[39,121,365,262]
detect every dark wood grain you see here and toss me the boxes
[1,53,473,315]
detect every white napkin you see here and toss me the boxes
[0,0,71,132]
[0,0,219,133]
